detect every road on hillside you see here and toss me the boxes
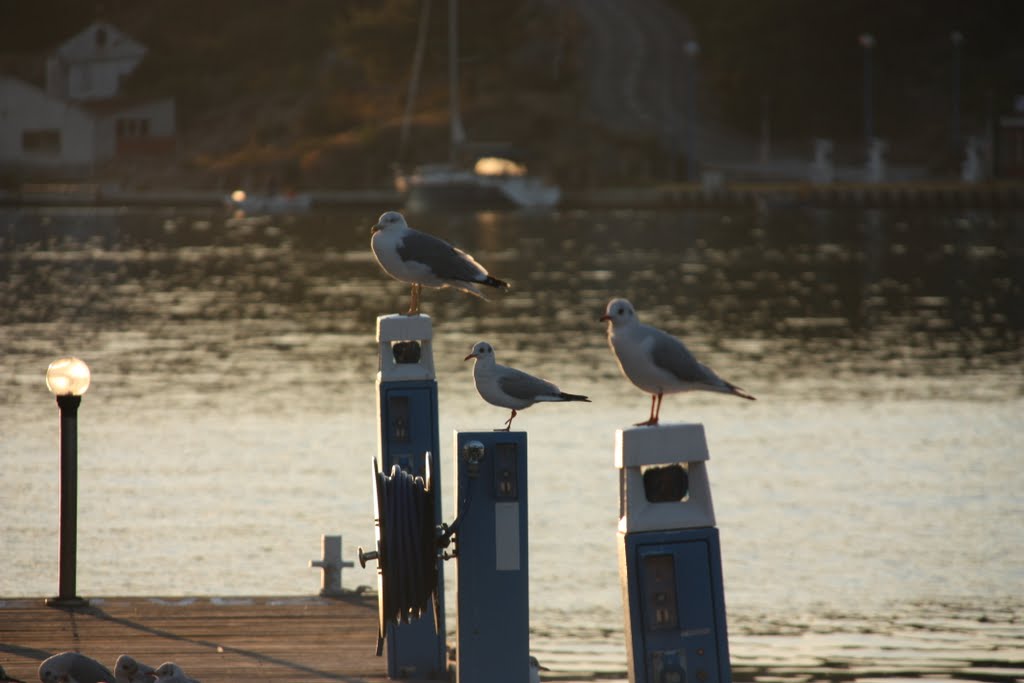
[564,0,755,167]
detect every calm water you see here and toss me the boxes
[1,205,1022,681]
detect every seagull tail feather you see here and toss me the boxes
[729,384,756,400]
[447,281,488,299]
[558,392,591,402]
[481,275,510,290]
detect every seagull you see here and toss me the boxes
[465,341,590,431]
[529,656,550,683]
[38,652,113,683]
[371,211,509,314]
[113,656,152,683]
[147,663,198,683]
[601,298,754,426]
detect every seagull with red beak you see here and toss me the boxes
[601,297,754,426]
[465,341,590,431]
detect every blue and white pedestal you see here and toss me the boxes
[375,314,446,679]
[454,430,530,683]
[617,423,732,683]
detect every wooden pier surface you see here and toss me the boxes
[0,593,406,682]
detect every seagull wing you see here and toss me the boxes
[648,326,723,386]
[397,229,489,283]
[70,657,115,683]
[497,367,560,403]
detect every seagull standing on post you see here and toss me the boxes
[371,211,510,315]
[601,298,754,426]
[465,341,590,431]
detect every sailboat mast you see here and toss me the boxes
[448,0,466,162]
[398,0,432,164]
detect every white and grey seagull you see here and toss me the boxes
[38,652,114,683]
[113,655,153,683]
[601,298,754,426]
[371,211,510,315]
[465,341,590,431]
[149,662,200,683]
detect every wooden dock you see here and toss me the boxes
[0,593,410,682]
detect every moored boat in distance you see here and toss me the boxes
[225,188,313,214]
[396,157,561,212]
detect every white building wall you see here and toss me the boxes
[94,112,117,161]
[48,22,147,101]
[0,77,96,166]
[66,56,142,101]
[45,57,66,99]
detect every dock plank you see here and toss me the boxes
[0,594,406,682]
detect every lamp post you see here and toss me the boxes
[859,33,875,147]
[684,40,700,182]
[44,356,91,607]
[951,30,963,152]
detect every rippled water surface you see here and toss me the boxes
[2,206,1022,681]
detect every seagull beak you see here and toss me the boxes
[464,353,476,361]
[371,223,381,233]
[599,314,611,322]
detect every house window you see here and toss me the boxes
[78,66,92,93]
[117,117,152,138]
[22,129,61,155]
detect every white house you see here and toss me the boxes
[47,21,148,102]
[0,21,175,170]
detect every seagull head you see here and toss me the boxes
[151,663,183,680]
[39,653,75,683]
[372,210,407,234]
[600,298,636,327]
[115,655,138,677]
[464,341,495,364]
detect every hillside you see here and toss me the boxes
[2,0,1022,188]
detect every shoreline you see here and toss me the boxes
[2,180,1023,210]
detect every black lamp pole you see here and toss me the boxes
[47,393,87,607]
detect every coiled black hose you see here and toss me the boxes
[377,464,439,633]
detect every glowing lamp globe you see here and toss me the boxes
[46,357,91,397]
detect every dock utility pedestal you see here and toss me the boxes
[616,423,731,683]
[373,314,446,679]
[454,431,530,683]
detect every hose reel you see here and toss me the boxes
[358,455,442,656]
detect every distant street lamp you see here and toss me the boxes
[859,33,875,147]
[759,94,772,164]
[951,31,964,152]
[44,356,91,607]
[684,40,700,181]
